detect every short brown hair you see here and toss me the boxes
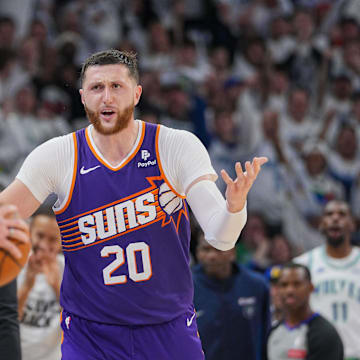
[80,49,139,85]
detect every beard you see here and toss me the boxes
[85,103,134,135]
[326,233,346,247]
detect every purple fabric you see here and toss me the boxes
[56,122,193,325]
[60,309,205,360]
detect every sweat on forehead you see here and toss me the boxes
[80,49,139,85]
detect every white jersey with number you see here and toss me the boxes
[295,246,360,358]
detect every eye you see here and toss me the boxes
[113,83,121,89]
[91,84,101,90]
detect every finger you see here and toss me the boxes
[6,218,29,232]
[252,158,261,176]
[220,169,233,185]
[8,228,30,244]
[245,161,254,178]
[0,204,18,219]
[234,162,245,180]
[0,238,22,259]
[6,219,30,243]
[255,156,268,166]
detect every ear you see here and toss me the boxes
[134,85,142,106]
[79,89,85,105]
[309,282,314,293]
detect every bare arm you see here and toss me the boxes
[0,179,41,219]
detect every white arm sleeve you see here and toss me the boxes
[187,181,247,251]
[16,134,74,204]
[158,125,246,250]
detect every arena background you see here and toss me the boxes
[1,0,360,271]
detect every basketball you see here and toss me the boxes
[0,212,31,286]
[159,182,183,215]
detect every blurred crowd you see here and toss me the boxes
[2,0,360,266]
[1,0,360,263]
[2,0,360,359]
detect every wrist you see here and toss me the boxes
[226,200,247,213]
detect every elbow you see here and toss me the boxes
[205,236,237,251]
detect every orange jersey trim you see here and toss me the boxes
[54,133,78,215]
[85,122,145,171]
[155,125,186,199]
[60,311,64,344]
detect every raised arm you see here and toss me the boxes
[186,157,268,251]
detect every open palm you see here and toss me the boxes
[221,157,268,213]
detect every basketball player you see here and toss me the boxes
[295,200,360,359]
[0,49,267,360]
[0,204,30,360]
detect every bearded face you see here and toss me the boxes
[85,103,134,135]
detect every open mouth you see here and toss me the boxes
[100,109,116,120]
[327,226,342,237]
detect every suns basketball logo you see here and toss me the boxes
[158,182,183,215]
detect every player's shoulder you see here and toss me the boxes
[157,123,202,146]
[294,246,323,267]
[33,132,74,153]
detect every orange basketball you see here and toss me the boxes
[0,212,31,286]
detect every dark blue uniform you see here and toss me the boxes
[193,263,271,360]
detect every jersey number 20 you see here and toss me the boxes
[101,242,152,285]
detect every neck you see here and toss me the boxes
[91,120,139,167]
[206,263,233,281]
[326,241,352,259]
[285,305,313,327]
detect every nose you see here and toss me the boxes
[284,284,295,296]
[103,86,113,104]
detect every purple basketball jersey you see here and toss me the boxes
[55,122,193,325]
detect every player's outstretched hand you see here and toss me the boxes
[221,157,268,213]
[0,204,30,259]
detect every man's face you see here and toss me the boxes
[80,64,142,135]
[278,268,313,312]
[320,201,354,247]
[196,236,235,280]
[31,215,60,266]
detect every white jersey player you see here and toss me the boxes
[295,200,360,359]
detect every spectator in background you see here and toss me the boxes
[328,124,360,201]
[295,200,360,359]
[280,87,315,155]
[266,65,290,115]
[0,15,16,50]
[193,233,270,360]
[236,212,272,271]
[17,212,64,360]
[266,265,284,326]
[266,263,344,360]
[209,109,246,194]
[285,8,327,93]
